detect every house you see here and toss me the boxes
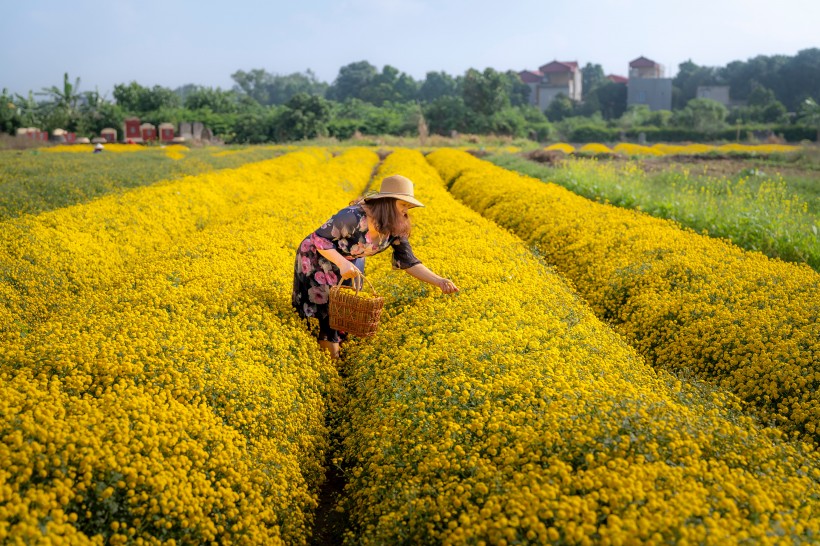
[626,56,672,111]
[696,85,731,108]
[519,60,583,111]
[606,74,628,85]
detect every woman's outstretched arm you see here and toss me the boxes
[404,264,459,294]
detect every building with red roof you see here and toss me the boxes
[626,56,672,111]
[518,60,583,111]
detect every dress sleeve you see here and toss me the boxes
[390,236,422,270]
[310,207,365,252]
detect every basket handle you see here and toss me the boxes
[337,274,378,296]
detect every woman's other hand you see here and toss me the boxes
[437,277,459,294]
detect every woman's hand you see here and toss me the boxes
[437,277,459,294]
[339,260,362,281]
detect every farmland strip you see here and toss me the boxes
[429,149,820,445]
[338,148,820,544]
[1,148,379,544]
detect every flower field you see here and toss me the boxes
[545,142,801,157]
[1,148,378,544]
[3,146,820,544]
[428,149,820,445]
[0,144,292,221]
[487,152,819,270]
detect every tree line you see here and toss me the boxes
[2,48,819,144]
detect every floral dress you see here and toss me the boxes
[292,204,421,342]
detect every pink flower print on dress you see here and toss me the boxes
[301,256,313,276]
[358,215,368,231]
[310,233,334,250]
[308,285,329,304]
[325,271,338,285]
[300,238,313,253]
[350,243,364,256]
[314,271,328,285]
[302,302,315,317]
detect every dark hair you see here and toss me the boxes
[361,197,411,238]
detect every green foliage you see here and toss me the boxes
[6,50,820,144]
[488,153,820,270]
[419,71,458,103]
[462,68,509,116]
[0,89,20,134]
[230,68,327,106]
[544,93,574,122]
[273,93,331,141]
[673,98,729,134]
[799,98,820,141]
[593,81,628,120]
[113,82,181,114]
[672,61,723,109]
[581,63,606,98]
[183,87,240,113]
[503,70,531,107]
[232,106,282,143]
[326,61,379,103]
[423,96,470,135]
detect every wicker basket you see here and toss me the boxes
[328,275,385,338]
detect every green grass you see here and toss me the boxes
[488,152,820,271]
[0,146,286,221]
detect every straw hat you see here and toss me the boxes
[364,175,424,208]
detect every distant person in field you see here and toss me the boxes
[93,143,104,153]
[292,174,459,359]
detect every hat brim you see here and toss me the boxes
[363,193,425,208]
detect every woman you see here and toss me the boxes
[292,174,459,359]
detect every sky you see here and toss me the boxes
[1,0,818,98]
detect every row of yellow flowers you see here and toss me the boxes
[43,144,149,153]
[1,148,381,543]
[43,143,191,160]
[427,149,820,446]
[335,147,820,545]
[545,142,800,156]
[0,148,328,337]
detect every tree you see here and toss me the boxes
[672,60,722,109]
[1,88,22,134]
[581,63,606,99]
[419,71,458,103]
[503,70,531,107]
[361,65,418,106]
[232,105,281,143]
[591,81,627,120]
[544,94,574,122]
[35,73,84,131]
[327,61,378,103]
[184,87,240,113]
[274,93,331,141]
[673,98,728,134]
[720,54,789,106]
[113,82,180,113]
[423,96,469,135]
[746,85,788,123]
[618,104,652,130]
[462,68,509,116]
[231,69,327,106]
[37,72,82,115]
[798,98,820,142]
